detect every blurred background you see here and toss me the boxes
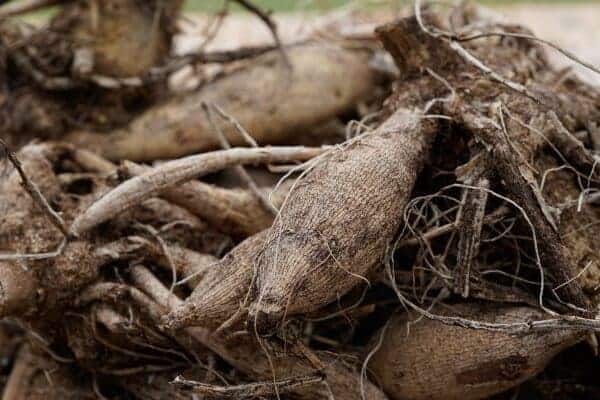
[183,0,596,12]
[19,0,600,86]
[177,0,599,86]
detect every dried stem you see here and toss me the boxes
[202,102,278,216]
[172,373,325,398]
[454,157,490,297]
[0,139,69,237]
[233,0,291,68]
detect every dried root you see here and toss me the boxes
[121,161,292,237]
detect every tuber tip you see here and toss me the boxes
[161,302,199,331]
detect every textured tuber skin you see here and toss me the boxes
[66,42,383,161]
[163,230,267,331]
[248,109,437,332]
[164,108,437,332]
[367,303,584,400]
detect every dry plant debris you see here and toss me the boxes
[0,0,600,399]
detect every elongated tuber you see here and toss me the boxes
[165,108,437,332]
[66,43,383,160]
[248,108,437,331]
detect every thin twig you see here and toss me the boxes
[172,373,325,398]
[0,139,69,236]
[233,0,291,68]
[211,103,259,147]
[202,102,277,216]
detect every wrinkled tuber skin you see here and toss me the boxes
[164,230,267,331]
[164,108,437,332]
[249,109,437,331]
[368,303,584,400]
[67,42,384,161]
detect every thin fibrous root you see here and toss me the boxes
[456,105,590,313]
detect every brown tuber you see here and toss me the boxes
[367,303,585,400]
[164,107,438,332]
[1,3,600,399]
[66,42,384,161]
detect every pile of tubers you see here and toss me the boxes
[1,0,600,399]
